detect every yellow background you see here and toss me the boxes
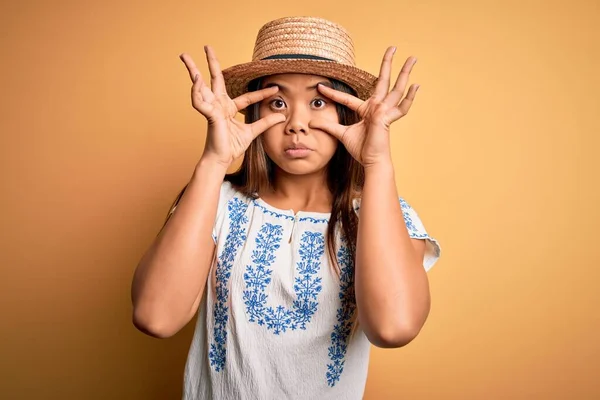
[2,0,599,398]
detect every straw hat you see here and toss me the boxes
[222,16,378,104]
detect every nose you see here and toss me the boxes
[285,107,308,135]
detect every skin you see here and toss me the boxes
[131,45,430,348]
[311,47,430,347]
[257,74,340,213]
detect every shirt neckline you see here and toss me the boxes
[254,197,331,220]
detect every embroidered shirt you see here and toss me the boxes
[182,181,441,400]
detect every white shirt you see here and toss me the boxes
[182,181,441,399]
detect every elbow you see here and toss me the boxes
[132,308,180,339]
[366,322,424,349]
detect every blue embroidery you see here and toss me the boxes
[265,304,294,333]
[243,223,282,326]
[208,198,249,372]
[253,200,295,221]
[253,199,329,224]
[298,215,329,224]
[243,225,325,334]
[326,238,356,387]
[399,198,428,239]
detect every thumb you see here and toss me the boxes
[248,113,286,139]
[309,118,346,141]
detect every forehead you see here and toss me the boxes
[261,73,331,88]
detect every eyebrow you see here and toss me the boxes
[264,81,332,93]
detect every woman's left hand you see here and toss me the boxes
[309,47,419,168]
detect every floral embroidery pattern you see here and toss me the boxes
[298,215,329,224]
[253,199,329,224]
[253,200,295,221]
[208,198,249,372]
[243,224,325,334]
[326,238,356,387]
[243,223,282,326]
[398,198,426,238]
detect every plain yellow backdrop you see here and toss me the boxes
[1,0,599,398]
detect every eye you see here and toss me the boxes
[269,99,286,110]
[311,98,327,109]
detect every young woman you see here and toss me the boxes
[131,16,441,400]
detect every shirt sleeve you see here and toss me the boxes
[353,197,441,271]
[167,180,238,245]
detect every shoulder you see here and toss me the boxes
[219,179,237,200]
[216,180,260,217]
[220,179,257,201]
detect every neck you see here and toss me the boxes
[261,167,332,213]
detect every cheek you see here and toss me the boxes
[260,125,284,157]
[321,105,339,121]
[316,132,339,156]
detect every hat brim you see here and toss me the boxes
[222,59,378,112]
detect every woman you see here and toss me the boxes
[131,16,441,399]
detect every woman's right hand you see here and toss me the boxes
[179,47,285,168]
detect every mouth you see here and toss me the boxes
[286,144,310,150]
[284,144,313,158]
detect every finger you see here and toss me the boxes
[191,75,214,116]
[204,46,226,95]
[385,56,417,107]
[308,118,347,141]
[373,47,396,100]
[191,73,203,101]
[190,69,215,105]
[198,80,215,103]
[249,113,286,139]
[233,86,279,111]
[317,84,363,112]
[387,84,419,122]
[179,53,201,83]
[181,53,215,102]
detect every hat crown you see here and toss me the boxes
[251,17,356,66]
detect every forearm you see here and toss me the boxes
[131,156,227,337]
[355,160,430,347]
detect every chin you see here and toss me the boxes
[273,158,329,176]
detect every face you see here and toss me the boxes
[258,74,340,176]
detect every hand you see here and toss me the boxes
[309,47,419,168]
[180,46,286,168]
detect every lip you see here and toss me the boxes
[286,143,310,150]
[284,146,313,158]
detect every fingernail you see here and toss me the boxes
[415,84,420,91]
[392,46,397,54]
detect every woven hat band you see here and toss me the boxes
[261,54,335,61]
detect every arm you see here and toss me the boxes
[308,48,431,347]
[355,159,429,348]
[131,156,227,338]
[132,47,285,339]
